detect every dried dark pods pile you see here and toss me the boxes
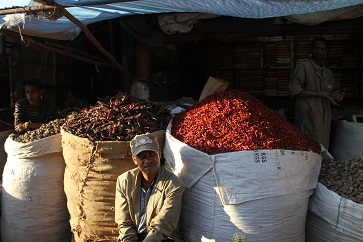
[171,89,320,155]
[64,93,171,141]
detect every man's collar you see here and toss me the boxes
[310,59,324,70]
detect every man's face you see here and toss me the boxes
[26,85,43,106]
[133,150,160,178]
[312,41,328,62]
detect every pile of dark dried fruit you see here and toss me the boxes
[10,118,66,143]
[63,92,171,141]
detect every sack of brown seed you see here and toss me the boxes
[306,157,363,241]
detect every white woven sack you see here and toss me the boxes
[330,120,363,161]
[306,182,363,242]
[1,134,71,242]
[164,122,321,242]
[0,130,14,176]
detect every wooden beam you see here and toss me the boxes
[58,4,130,74]
[1,3,129,74]
[0,5,55,15]
[0,28,117,70]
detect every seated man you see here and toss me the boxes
[115,133,185,242]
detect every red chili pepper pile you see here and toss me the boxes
[64,93,171,141]
[171,90,320,155]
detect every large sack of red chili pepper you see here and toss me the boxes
[163,90,322,242]
[61,92,170,242]
[2,133,71,242]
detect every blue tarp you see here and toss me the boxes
[1,0,363,40]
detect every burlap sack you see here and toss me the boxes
[61,129,165,242]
